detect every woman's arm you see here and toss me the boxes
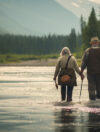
[73,56,84,80]
[53,59,61,80]
[73,56,81,75]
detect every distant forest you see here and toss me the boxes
[0,29,81,55]
[0,8,100,55]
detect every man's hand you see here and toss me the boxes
[81,73,85,80]
[80,69,85,80]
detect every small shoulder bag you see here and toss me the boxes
[58,55,77,86]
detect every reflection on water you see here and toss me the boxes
[0,66,100,132]
[54,109,75,132]
[54,108,100,132]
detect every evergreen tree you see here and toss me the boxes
[68,28,77,52]
[83,8,98,48]
[80,15,86,34]
[88,8,98,39]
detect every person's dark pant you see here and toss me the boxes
[61,85,73,102]
[87,73,100,100]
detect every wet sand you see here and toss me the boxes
[0,67,100,132]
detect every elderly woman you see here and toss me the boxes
[53,47,83,102]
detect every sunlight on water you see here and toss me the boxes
[0,66,100,132]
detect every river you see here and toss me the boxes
[0,66,100,132]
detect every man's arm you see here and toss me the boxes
[81,49,89,73]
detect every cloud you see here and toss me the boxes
[88,0,100,4]
[55,0,82,18]
[55,0,68,10]
[72,2,80,8]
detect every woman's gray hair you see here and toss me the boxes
[60,47,71,56]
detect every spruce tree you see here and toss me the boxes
[84,8,98,48]
[68,28,76,52]
[80,15,86,44]
[80,15,86,34]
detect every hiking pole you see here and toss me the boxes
[79,80,83,101]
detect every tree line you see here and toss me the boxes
[0,29,82,55]
[0,8,99,55]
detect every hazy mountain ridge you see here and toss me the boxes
[56,0,100,19]
[0,0,80,36]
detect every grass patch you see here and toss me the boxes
[0,53,82,66]
[0,54,59,64]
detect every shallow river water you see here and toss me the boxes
[0,66,100,132]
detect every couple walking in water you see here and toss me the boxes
[53,36,100,102]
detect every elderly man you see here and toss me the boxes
[81,37,100,100]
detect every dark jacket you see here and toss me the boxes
[81,47,100,74]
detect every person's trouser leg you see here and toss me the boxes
[95,74,100,99]
[61,85,66,101]
[87,74,96,100]
[67,86,73,102]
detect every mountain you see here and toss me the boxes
[0,0,80,36]
[55,0,100,19]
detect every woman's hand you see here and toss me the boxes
[53,77,56,81]
[53,77,58,90]
[55,83,58,90]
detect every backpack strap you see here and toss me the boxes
[65,55,72,69]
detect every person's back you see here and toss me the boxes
[53,47,82,102]
[81,36,100,100]
[87,47,100,74]
[58,55,81,75]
